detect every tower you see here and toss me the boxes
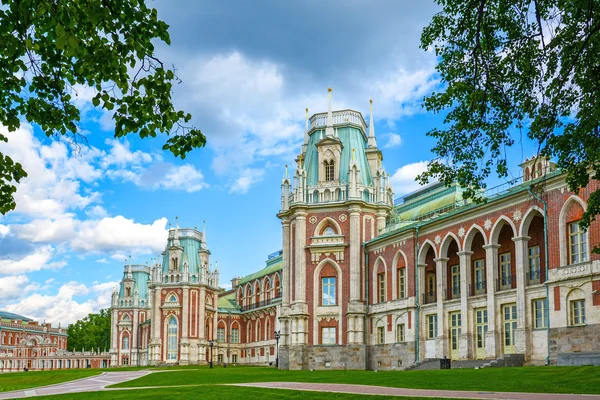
[277,89,394,369]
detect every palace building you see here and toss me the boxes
[0,311,111,371]
[110,90,600,369]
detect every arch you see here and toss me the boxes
[372,256,388,303]
[313,258,342,306]
[463,224,488,250]
[418,239,438,265]
[121,313,131,321]
[391,250,409,300]
[273,272,282,298]
[165,291,179,303]
[121,331,130,350]
[314,217,342,237]
[440,232,462,257]
[559,195,589,266]
[565,287,587,326]
[519,205,545,236]
[490,215,518,244]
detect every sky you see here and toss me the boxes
[0,0,539,326]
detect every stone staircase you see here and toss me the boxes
[405,354,525,371]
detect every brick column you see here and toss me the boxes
[434,257,449,358]
[458,250,473,359]
[483,244,500,358]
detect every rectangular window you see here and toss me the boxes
[451,264,460,297]
[322,277,336,305]
[322,327,336,345]
[426,314,437,340]
[122,356,129,366]
[570,299,586,326]
[217,354,223,363]
[396,323,405,342]
[532,298,548,329]
[528,246,541,283]
[378,273,386,303]
[377,326,385,344]
[397,268,406,298]
[217,327,225,343]
[474,259,485,294]
[569,222,588,264]
[499,253,512,289]
[232,354,238,363]
[231,328,239,343]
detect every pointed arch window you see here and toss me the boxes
[167,317,178,360]
[325,160,335,181]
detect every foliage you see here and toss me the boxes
[419,0,600,236]
[0,0,205,214]
[66,309,111,352]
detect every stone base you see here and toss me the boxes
[368,342,416,370]
[549,323,600,363]
[280,345,366,370]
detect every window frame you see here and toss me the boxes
[377,326,385,344]
[532,298,548,329]
[396,323,405,343]
[217,327,225,343]
[397,268,406,299]
[321,276,336,306]
[528,245,541,283]
[568,221,588,265]
[499,252,512,289]
[231,327,239,343]
[426,314,437,340]
[321,327,336,345]
[570,299,586,326]
[378,273,386,303]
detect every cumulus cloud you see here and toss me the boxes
[4,280,119,326]
[0,246,66,276]
[389,161,430,196]
[229,168,265,194]
[384,133,403,149]
[0,275,30,300]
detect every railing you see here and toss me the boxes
[309,109,367,133]
[240,295,282,312]
[446,286,461,301]
[496,274,516,291]
[168,228,203,242]
[469,280,487,296]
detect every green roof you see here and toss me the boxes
[0,310,32,322]
[119,266,150,301]
[217,291,240,313]
[239,254,282,285]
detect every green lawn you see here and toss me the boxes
[0,369,101,392]
[34,385,451,400]
[110,365,600,394]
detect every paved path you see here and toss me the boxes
[0,371,151,399]
[234,382,600,400]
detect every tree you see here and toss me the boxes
[418,0,600,240]
[66,309,111,352]
[0,0,206,214]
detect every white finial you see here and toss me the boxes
[326,88,334,137]
[304,108,309,145]
[285,164,289,178]
[203,220,206,245]
[173,216,180,246]
[368,98,377,147]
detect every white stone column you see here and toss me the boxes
[180,286,190,365]
[434,257,449,358]
[513,236,530,356]
[199,287,206,341]
[375,210,387,237]
[349,206,362,301]
[457,251,473,359]
[111,309,118,350]
[483,244,500,358]
[132,308,139,364]
[282,219,291,307]
[294,211,307,303]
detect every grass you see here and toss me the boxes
[110,365,600,394]
[33,385,452,399]
[0,369,101,392]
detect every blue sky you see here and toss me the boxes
[0,0,538,325]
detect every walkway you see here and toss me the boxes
[234,382,600,400]
[0,370,151,399]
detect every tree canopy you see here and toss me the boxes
[66,308,111,352]
[0,0,205,214]
[419,0,600,236]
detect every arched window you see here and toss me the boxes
[122,314,131,321]
[323,226,335,236]
[167,317,178,361]
[122,335,129,350]
[325,160,335,181]
[169,295,177,302]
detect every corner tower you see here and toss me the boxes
[278,90,394,370]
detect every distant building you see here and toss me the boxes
[111,90,600,369]
[0,311,110,371]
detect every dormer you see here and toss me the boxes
[520,155,557,182]
[316,137,343,184]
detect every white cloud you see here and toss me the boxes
[95,258,109,264]
[70,216,168,253]
[4,280,119,326]
[12,216,78,243]
[101,139,154,169]
[157,164,209,192]
[0,246,66,276]
[0,275,30,300]
[86,205,109,219]
[0,224,9,237]
[229,168,265,194]
[389,161,430,196]
[384,133,402,148]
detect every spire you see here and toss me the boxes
[202,219,207,249]
[326,88,334,137]
[368,98,377,147]
[173,216,180,246]
[304,107,309,145]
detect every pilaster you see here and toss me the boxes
[434,257,449,358]
[294,211,307,303]
[457,250,473,359]
[483,244,500,358]
[282,218,291,307]
[513,235,531,357]
[349,205,362,302]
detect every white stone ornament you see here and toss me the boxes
[434,235,442,245]
[309,216,318,224]
[484,219,493,231]
[458,227,466,238]
[513,210,523,222]
[338,214,347,222]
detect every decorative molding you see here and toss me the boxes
[338,214,347,222]
[458,227,465,238]
[513,210,523,222]
[309,216,318,224]
[484,219,493,231]
[434,235,442,245]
